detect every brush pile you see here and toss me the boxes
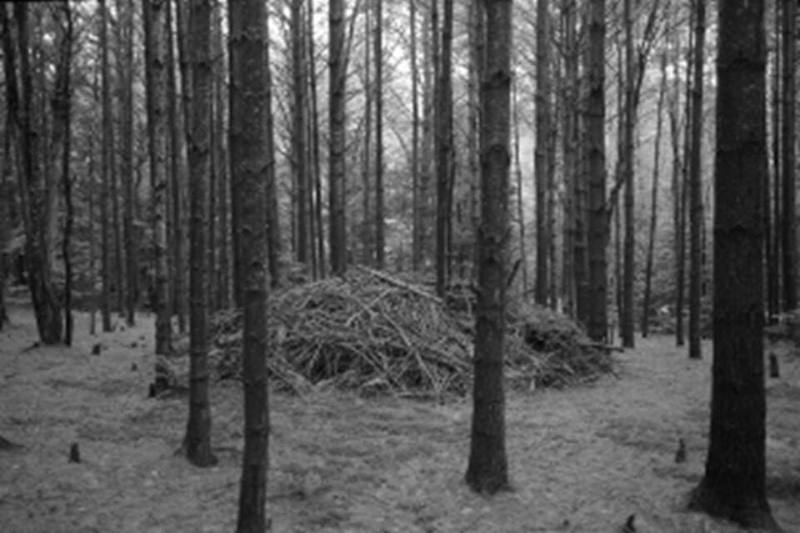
[197,267,614,396]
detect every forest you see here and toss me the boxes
[0,0,798,531]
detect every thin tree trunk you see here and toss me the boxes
[374,0,385,269]
[688,0,705,359]
[766,2,779,320]
[621,0,635,348]
[781,0,796,310]
[100,0,113,332]
[642,51,667,338]
[512,76,527,294]
[534,0,550,307]
[230,0,270,528]
[120,0,137,327]
[466,0,510,495]
[291,0,310,267]
[411,0,421,271]
[328,0,347,275]
[55,2,73,344]
[677,3,694,347]
[212,0,229,308]
[264,14,282,288]
[361,2,372,265]
[167,0,187,332]
[435,0,454,297]
[307,0,324,278]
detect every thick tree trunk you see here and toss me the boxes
[230,0,270,528]
[586,0,607,342]
[145,0,173,355]
[465,0,510,496]
[688,0,705,359]
[534,0,550,307]
[688,2,777,527]
[183,0,216,468]
[328,0,347,276]
[2,4,62,344]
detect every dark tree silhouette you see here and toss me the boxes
[230,0,270,529]
[689,0,778,528]
[465,0,510,495]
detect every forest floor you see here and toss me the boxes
[1,302,800,533]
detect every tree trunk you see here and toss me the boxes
[307,0,325,278]
[534,0,550,307]
[410,0,421,271]
[230,0,270,528]
[465,0,510,495]
[688,2,777,527]
[642,52,667,338]
[119,0,137,327]
[212,0,229,308]
[621,0,635,348]
[2,3,62,344]
[766,2,780,320]
[586,0,607,341]
[781,0,796,310]
[182,0,217,468]
[328,0,347,276]
[435,0,454,297]
[677,4,694,347]
[291,0,310,267]
[512,78,527,295]
[374,0,385,269]
[54,2,73,344]
[361,3,373,266]
[145,0,173,355]
[100,0,113,332]
[688,0,705,359]
[167,0,187,333]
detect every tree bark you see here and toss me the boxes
[410,0,421,271]
[145,0,173,355]
[167,0,187,332]
[688,2,778,527]
[119,0,137,327]
[688,0,705,359]
[435,0,454,297]
[54,2,73,344]
[642,52,667,338]
[374,0,385,269]
[291,0,310,267]
[465,0,510,496]
[2,3,62,344]
[621,0,635,348]
[586,0,607,341]
[100,0,113,332]
[328,0,347,276]
[183,0,216,468]
[781,0,796,310]
[230,0,270,529]
[534,0,550,307]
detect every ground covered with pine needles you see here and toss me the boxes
[1,291,800,532]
